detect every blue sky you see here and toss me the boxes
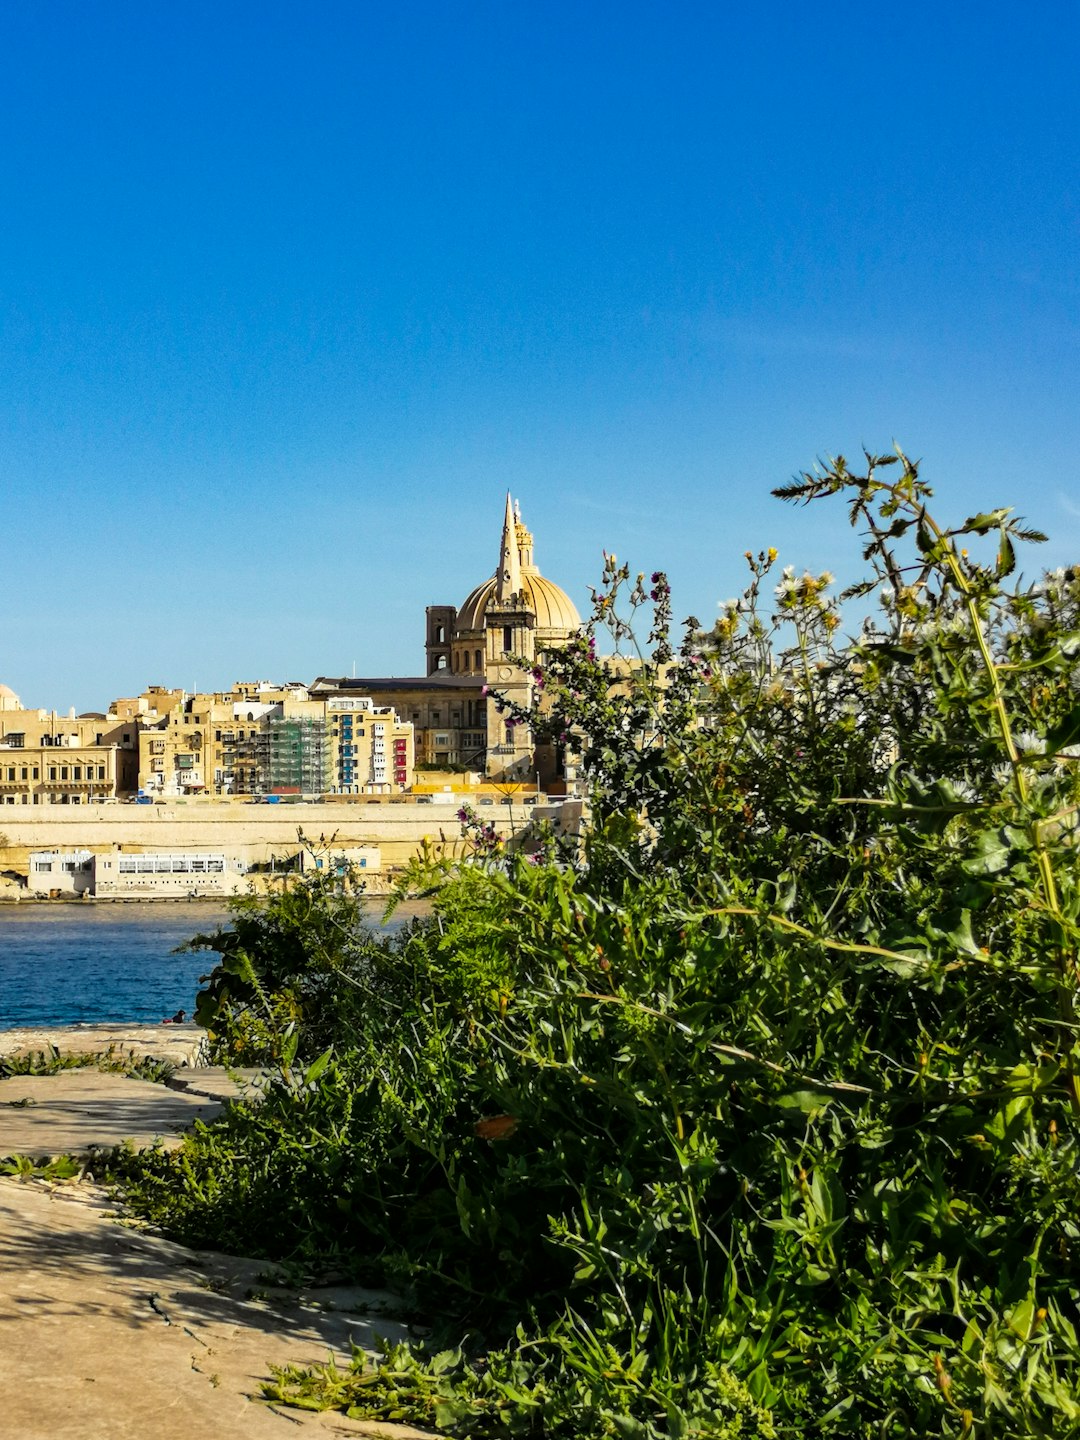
[2,2,1079,711]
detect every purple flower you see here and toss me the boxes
[481,685,490,697]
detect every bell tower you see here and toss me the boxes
[485,495,536,779]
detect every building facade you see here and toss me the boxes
[0,685,137,805]
[136,685,414,799]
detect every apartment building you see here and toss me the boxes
[135,685,414,798]
[0,685,136,805]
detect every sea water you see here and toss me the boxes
[0,899,421,1029]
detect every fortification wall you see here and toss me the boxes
[0,800,531,879]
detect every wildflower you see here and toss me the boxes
[1013,730,1044,755]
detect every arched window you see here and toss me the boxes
[475,649,483,670]
[437,655,448,670]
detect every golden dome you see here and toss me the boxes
[457,569,581,635]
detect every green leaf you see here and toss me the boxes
[932,908,982,957]
[963,508,1011,534]
[776,1090,833,1115]
[303,1047,334,1085]
[962,829,1013,876]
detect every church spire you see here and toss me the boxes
[496,490,522,600]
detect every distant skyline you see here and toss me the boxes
[3,2,1079,712]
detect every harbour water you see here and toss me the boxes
[0,900,422,1029]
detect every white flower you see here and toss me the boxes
[1013,730,1044,756]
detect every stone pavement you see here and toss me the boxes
[0,1179,433,1439]
[0,1028,434,1439]
[0,1070,225,1157]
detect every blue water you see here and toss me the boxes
[0,900,424,1029]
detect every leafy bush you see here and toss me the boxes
[121,451,1080,1437]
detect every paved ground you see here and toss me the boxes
[0,1071,225,1157]
[0,1179,433,1439]
[0,1028,434,1438]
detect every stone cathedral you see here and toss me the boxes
[313,495,582,784]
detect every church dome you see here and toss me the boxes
[457,569,582,635]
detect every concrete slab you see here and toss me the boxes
[0,1072,224,1158]
[0,1176,433,1438]
[0,1023,208,1068]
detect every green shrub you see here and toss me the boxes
[122,450,1080,1437]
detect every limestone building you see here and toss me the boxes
[313,495,581,783]
[136,684,414,799]
[0,685,138,805]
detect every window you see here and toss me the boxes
[4,767,12,781]
[33,860,52,873]
[48,767,57,781]
[32,767,39,780]
[503,626,513,654]
[475,650,482,670]
[505,724,515,746]
[97,766,105,780]
[20,767,27,780]
[73,766,82,781]
[60,767,69,781]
